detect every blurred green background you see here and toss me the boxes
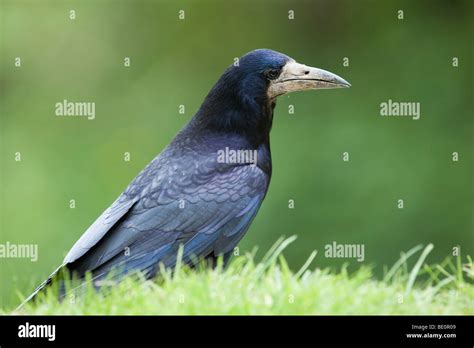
[1,0,472,310]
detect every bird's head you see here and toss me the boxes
[194,49,350,141]
[236,49,351,99]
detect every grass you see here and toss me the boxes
[9,237,474,315]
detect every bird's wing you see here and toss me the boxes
[64,195,137,264]
[65,157,268,281]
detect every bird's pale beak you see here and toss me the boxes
[268,60,351,98]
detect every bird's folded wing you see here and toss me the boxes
[64,163,268,280]
[63,196,137,264]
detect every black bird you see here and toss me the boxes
[23,49,349,304]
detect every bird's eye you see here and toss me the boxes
[265,69,280,80]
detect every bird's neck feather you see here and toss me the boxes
[190,70,275,147]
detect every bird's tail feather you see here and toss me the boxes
[16,265,64,311]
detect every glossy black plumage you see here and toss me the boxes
[24,49,291,302]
